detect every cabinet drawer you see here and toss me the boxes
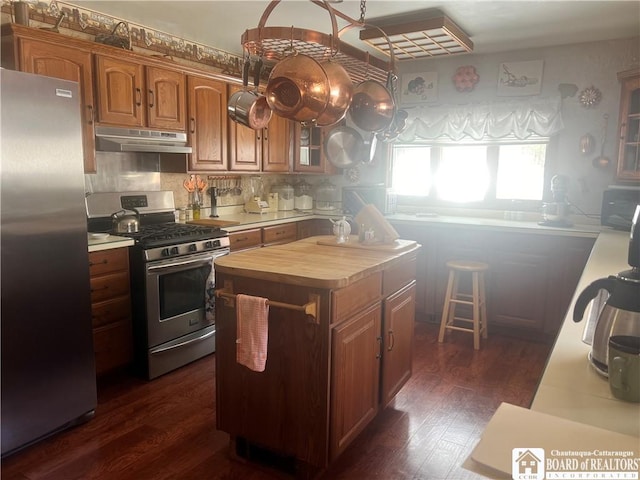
[91,296,131,329]
[332,272,382,325]
[383,253,417,297]
[90,271,130,303]
[89,248,129,276]
[263,223,297,245]
[93,320,133,375]
[229,228,262,252]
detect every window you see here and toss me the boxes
[391,138,549,209]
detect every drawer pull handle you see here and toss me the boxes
[376,336,383,359]
[89,259,109,267]
[135,88,142,107]
[91,286,109,293]
[387,330,395,351]
[148,89,155,108]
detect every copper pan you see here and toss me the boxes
[339,23,397,133]
[315,60,353,127]
[265,53,331,124]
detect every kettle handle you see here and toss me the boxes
[572,277,615,322]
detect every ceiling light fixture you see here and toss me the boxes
[359,14,473,60]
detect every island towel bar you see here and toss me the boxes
[215,284,319,323]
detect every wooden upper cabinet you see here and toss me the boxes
[187,75,228,171]
[616,68,640,183]
[228,84,291,172]
[262,113,292,172]
[17,39,97,173]
[293,124,337,174]
[95,56,186,131]
[145,66,186,130]
[95,55,145,127]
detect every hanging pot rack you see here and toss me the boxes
[240,0,391,84]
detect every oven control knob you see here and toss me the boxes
[188,243,197,252]
[170,246,179,255]
[161,248,170,257]
[204,240,220,249]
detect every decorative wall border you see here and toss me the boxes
[1,0,243,77]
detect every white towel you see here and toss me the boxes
[236,294,269,372]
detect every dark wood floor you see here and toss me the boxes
[2,322,551,480]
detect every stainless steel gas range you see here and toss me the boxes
[86,191,230,379]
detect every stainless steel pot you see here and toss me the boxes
[112,209,140,233]
[228,58,272,130]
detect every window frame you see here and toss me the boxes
[391,135,555,212]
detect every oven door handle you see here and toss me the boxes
[146,255,217,273]
[150,328,216,355]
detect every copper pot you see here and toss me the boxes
[265,53,331,124]
[228,58,272,130]
[315,61,353,127]
[348,79,395,133]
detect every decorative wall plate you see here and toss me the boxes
[453,65,479,92]
[579,86,602,108]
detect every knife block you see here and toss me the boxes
[354,204,399,244]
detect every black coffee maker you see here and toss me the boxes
[573,204,640,375]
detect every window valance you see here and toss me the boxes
[397,96,564,142]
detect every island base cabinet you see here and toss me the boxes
[214,240,419,475]
[330,303,381,460]
[215,275,332,470]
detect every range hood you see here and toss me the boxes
[95,126,192,154]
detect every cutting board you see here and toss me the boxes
[470,403,640,476]
[187,218,240,227]
[316,237,417,253]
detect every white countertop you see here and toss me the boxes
[464,228,639,478]
[530,228,639,436]
[87,234,134,252]
[387,212,602,238]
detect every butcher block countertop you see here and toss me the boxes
[214,235,420,289]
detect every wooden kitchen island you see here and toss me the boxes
[213,235,420,477]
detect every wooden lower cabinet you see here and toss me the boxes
[215,248,417,472]
[391,222,595,341]
[89,248,133,376]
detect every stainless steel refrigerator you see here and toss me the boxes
[1,69,97,457]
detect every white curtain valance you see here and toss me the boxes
[398,96,564,142]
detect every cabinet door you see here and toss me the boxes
[330,302,381,460]
[146,66,186,131]
[187,75,227,171]
[381,282,416,407]
[228,86,261,171]
[488,235,550,332]
[616,69,640,182]
[262,114,291,172]
[95,55,145,127]
[19,39,97,173]
[293,125,336,174]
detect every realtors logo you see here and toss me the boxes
[512,448,545,480]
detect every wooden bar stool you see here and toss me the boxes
[438,260,488,350]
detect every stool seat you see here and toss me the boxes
[446,260,489,272]
[438,259,488,350]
